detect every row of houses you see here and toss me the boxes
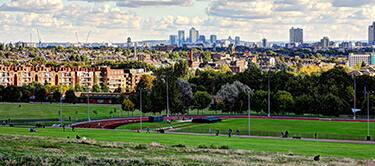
[0,65,151,93]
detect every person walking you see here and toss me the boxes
[228,129,233,138]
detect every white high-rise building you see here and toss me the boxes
[289,27,303,44]
[369,22,375,45]
[189,27,199,43]
[320,36,330,48]
[178,30,185,47]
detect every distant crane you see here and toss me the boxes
[75,32,80,44]
[36,28,42,44]
[86,31,91,44]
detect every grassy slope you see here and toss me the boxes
[0,127,374,159]
[176,119,375,139]
[0,103,217,121]
[0,135,368,165]
[0,103,121,121]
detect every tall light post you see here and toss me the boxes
[353,76,357,119]
[367,91,372,141]
[59,86,63,128]
[161,77,170,118]
[140,88,143,131]
[267,69,271,117]
[248,92,251,136]
[87,91,91,121]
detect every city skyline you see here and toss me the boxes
[0,0,374,43]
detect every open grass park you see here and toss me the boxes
[1,103,375,165]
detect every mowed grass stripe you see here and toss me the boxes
[0,127,374,159]
[175,119,375,138]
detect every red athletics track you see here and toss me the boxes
[71,115,375,129]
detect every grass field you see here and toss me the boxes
[177,119,375,140]
[1,135,370,165]
[121,118,375,140]
[0,127,375,160]
[0,103,220,122]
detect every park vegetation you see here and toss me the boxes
[0,60,374,117]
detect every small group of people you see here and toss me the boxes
[211,128,241,137]
[281,130,289,138]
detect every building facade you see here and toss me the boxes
[369,22,375,45]
[348,53,375,67]
[169,35,177,45]
[320,37,330,48]
[289,27,303,44]
[189,27,199,43]
[178,30,185,47]
[0,65,151,93]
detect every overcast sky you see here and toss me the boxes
[0,0,374,43]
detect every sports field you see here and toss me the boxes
[0,127,374,160]
[118,118,375,140]
[0,103,218,122]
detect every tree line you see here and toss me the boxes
[125,61,374,117]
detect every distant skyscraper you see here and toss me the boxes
[262,38,267,48]
[189,27,199,43]
[235,36,240,46]
[178,30,185,47]
[198,35,206,43]
[369,22,375,45]
[169,35,177,45]
[210,35,217,44]
[320,36,330,48]
[127,37,132,48]
[289,27,303,44]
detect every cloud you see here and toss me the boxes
[0,0,64,13]
[116,0,193,7]
[331,0,375,7]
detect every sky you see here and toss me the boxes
[0,0,374,43]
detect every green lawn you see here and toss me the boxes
[0,127,374,159]
[170,118,375,140]
[0,103,220,122]
[0,134,367,165]
[0,103,122,121]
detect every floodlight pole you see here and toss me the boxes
[353,76,357,119]
[267,69,271,117]
[367,91,371,140]
[248,92,251,136]
[87,91,91,122]
[140,88,143,131]
[166,78,170,118]
[59,86,63,128]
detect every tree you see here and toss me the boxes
[320,93,348,117]
[101,84,110,92]
[173,79,193,114]
[92,84,101,92]
[202,51,212,62]
[272,90,294,115]
[34,85,48,103]
[193,91,212,109]
[3,86,22,102]
[122,99,135,116]
[65,89,77,103]
[52,90,62,102]
[216,81,252,113]
[252,90,268,113]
